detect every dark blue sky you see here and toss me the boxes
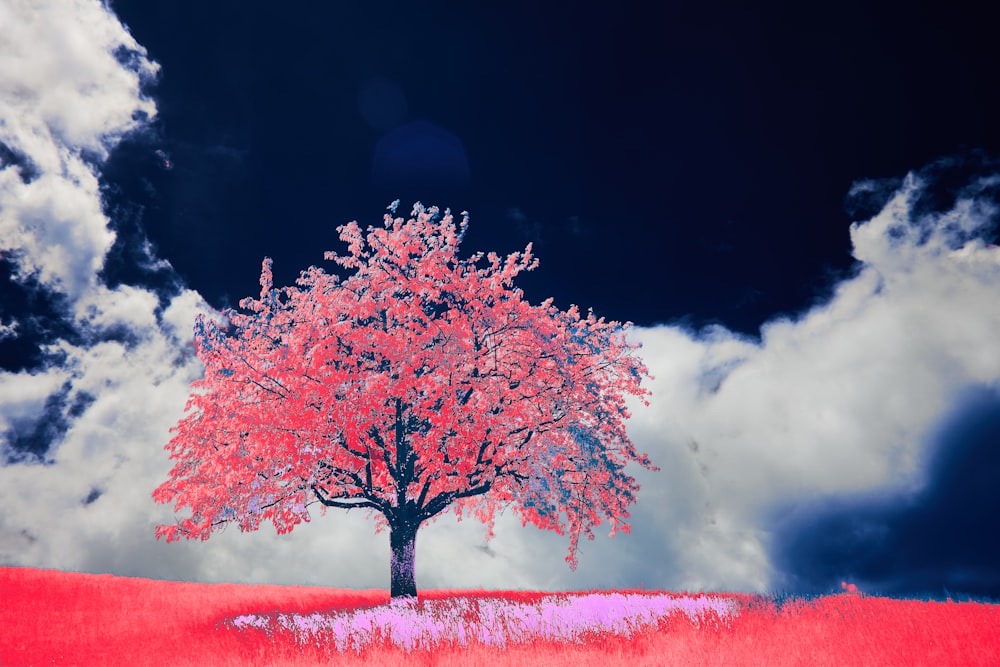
[100,0,999,336]
[1,0,998,602]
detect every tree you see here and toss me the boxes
[153,201,658,599]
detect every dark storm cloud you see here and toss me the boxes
[618,155,1000,597]
[763,385,1000,602]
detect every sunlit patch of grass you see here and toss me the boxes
[220,591,741,655]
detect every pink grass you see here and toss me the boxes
[2,566,998,666]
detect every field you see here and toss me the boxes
[1,566,998,666]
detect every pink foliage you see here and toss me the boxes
[153,202,657,572]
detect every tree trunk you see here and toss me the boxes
[389,519,418,599]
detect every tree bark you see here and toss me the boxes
[389,519,418,599]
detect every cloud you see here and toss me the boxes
[614,158,1000,598]
[0,0,221,579]
[0,318,18,341]
[765,383,1000,601]
[0,0,159,301]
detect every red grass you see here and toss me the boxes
[2,566,998,666]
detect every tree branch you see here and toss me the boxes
[417,479,492,522]
[311,483,387,513]
[459,386,474,406]
[368,426,397,479]
[315,460,369,493]
[416,478,431,508]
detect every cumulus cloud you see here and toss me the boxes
[0,0,159,300]
[0,0,219,578]
[611,161,1000,597]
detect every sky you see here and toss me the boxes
[1,0,998,603]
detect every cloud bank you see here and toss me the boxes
[0,1,997,602]
[617,161,1000,598]
[0,0,220,579]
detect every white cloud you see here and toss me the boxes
[0,0,222,577]
[612,170,1000,593]
[0,369,68,435]
[0,0,157,300]
[0,0,158,164]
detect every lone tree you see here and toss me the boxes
[153,201,657,599]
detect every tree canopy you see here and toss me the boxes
[153,202,657,594]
